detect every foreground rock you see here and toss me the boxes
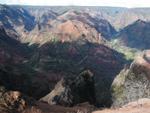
[40,70,96,107]
[0,86,35,113]
[111,50,150,107]
[93,98,150,113]
[0,85,95,113]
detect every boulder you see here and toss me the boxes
[111,50,150,107]
[40,70,96,107]
[0,85,35,113]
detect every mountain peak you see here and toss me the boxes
[135,19,146,24]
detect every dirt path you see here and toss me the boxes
[93,98,150,113]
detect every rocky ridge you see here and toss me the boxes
[111,50,150,107]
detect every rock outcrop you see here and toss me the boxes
[40,70,96,107]
[111,50,150,107]
[38,41,125,107]
[0,85,35,113]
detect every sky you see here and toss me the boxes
[1,0,150,8]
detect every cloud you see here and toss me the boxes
[1,0,150,8]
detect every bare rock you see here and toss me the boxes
[40,70,96,107]
[111,50,150,107]
[0,86,35,113]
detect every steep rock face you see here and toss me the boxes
[0,26,30,65]
[57,10,116,39]
[38,41,125,106]
[24,19,104,44]
[0,26,53,100]
[11,8,116,44]
[116,20,150,49]
[55,20,102,43]
[21,10,108,45]
[29,9,58,31]
[40,70,96,107]
[111,50,150,107]
[0,5,36,32]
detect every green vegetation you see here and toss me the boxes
[109,39,140,61]
[111,68,129,106]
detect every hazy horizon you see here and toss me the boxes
[1,0,150,8]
